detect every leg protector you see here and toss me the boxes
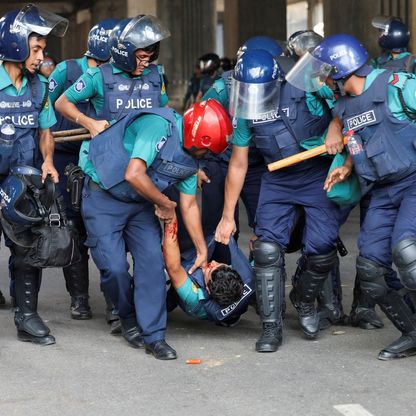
[393,238,416,291]
[356,256,388,302]
[252,240,284,352]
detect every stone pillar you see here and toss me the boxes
[156,0,217,110]
[223,0,286,58]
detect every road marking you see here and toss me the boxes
[334,404,375,416]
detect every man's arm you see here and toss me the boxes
[39,129,59,183]
[325,116,344,155]
[125,158,176,222]
[215,145,249,244]
[163,214,188,289]
[179,192,208,273]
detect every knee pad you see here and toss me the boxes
[304,250,337,275]
[253,240,283,268]
[393,238,416,291]
[356,256,388,301]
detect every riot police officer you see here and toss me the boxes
[48,18,120,322]
[0,4,68,345]
[294,34,416,360]
[195,53,221,102]
[215,49,341,352]
[371,16,414,72]
[79,99,230,359]
[55,14,170,136]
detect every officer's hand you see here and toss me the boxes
[41,161,59,183]
[197,169,210,189]
[88,119,110,138]
[214,217,237,245]
[324,166,351,192]
[155,200,177,222]
[188,250,208,275]
[325,117,344,155]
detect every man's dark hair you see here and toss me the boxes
[207,266,244,307]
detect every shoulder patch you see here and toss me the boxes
[74,79,86,93]
[48,78,58,93]
[390,73,399,85]
[156,136,167,152]
[389,72,415,89]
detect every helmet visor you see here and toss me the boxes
[371,16,392,31]
[229,77,280,120]
[119,15,170,49]
[285,52,333,92]
[12,4,68,37]
[288,31,323,57]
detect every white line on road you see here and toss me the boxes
[334,404,375,416]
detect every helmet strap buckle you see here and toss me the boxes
[48,213,61,227]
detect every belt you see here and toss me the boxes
[87,179,106,192]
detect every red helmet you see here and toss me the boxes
[183,99,232,154]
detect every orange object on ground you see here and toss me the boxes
[186,359,201,364]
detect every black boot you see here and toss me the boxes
[294,251,337,339]
[145,340,177,360]
[0,289,5,306]
[317,262,347,330]
[120,319,144,349]
[378,291,416,360]
[63,254,92,320]
[349,275,384,330]
[253,241,283,353]
[14,269,55,346]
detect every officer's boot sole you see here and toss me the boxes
[17,331,56,346]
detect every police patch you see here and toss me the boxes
[48,78,58,93]
[74,79,86,93]
[156,136,167,152]
[346,110,377,130]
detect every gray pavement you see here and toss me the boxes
[0,206,416,416]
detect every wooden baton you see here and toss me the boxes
[52,128,89,138]
[267,136,349,172]
[54,133,91,143]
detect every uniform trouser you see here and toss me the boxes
[201,158,264,262]
[255,166,340,254]
[81,178,166,343]
[359,172,416,269]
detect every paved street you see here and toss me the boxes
[0,206,415,416]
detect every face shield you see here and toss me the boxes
[119,15,170,49]
[11,4,68,37]
[371,16,392,33]
[229,77,280,120]
[287,31,323,58]
[285,52,333,92]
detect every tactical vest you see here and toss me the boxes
[99,63,162,121]
[376,53,413,72]
[51,59,91,154]
[88,108,199,202]
[337,70,416,183]
[181,236,254,322]
[247,82,331,170]
[0,74,44,175]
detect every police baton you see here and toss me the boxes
[267,136,349,172]
[52,128,91,143]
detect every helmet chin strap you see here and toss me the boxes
[335,80,347,96]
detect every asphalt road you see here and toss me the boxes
[0,206,415,416]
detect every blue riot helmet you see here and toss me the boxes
[0,4,68,62]
[0,165,54,227]
[85,18,120,62]
[229,49,283,119]
[236,35,283,59]
[286,34,369,92]
[109,15,170,72]
[287,30,323,60]
[372,16,410,52]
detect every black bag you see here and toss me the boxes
[24,195,81,268]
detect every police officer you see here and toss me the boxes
[78,99,230,359]
[195,53,221,102]
[55,14,170,137]
[0,4,68,345]
[215,49,341,352]
[164,211,254,326]
[371,16,414,72]
[48,18,119,321]
[297,33,416,360]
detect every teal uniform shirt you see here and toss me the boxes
[176,277,208,319]
[333,69,416,121]
[48,56,89,105]
[80,112,197,195]
[371,51,416,72]
[63,63,168,116]
[202,77,228,106]
[0,64,56,129]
